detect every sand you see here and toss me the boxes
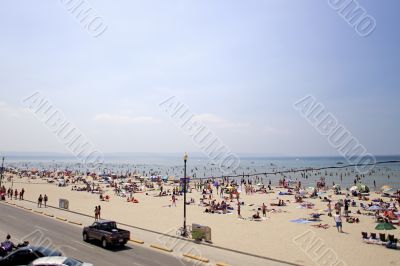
[3,174,400,266]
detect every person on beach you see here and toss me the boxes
[20,188,24,200]
[252,211,261,220]
[172,195,176,207]
[237,201,242,218]
[98,205,101,219]
[44,194,48,208]
[327,201,332,217]
[14,189,18,200]
[334,211,343,233]
[262,203,267,217]
[38,194,43,208]
[94,206,98,221]
[344,200,349,217]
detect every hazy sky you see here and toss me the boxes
[0,0,399,156]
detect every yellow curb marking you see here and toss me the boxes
[183,254,210,263]
[129,239,144,244]
[68,221,83,226]
[216,262,231,266]
[150,244,173,252]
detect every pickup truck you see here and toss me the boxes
[82,220,130,248]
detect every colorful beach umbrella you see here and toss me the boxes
[375,223,396,230]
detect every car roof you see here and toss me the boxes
[31,246,63,256]
[95,219,114,223]
[31,256,67,264]
[3,246,62,258]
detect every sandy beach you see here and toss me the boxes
[1,170,399,266]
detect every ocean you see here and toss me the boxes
[3,154,400,189]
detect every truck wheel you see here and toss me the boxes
[101,238,108,249]
[83,233,89,242]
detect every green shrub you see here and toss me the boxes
[192,230,205,241]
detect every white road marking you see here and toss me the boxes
[59,245,78,251]
[72,240,94,249]
[35,226,50,232]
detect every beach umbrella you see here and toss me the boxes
[383,188,397,196]
[375,223,396,230]
[381,185,391,191]
[350,186,358,191]
[367,205,382,211]
[357,183,370,193]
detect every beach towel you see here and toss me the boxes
[290,219,313,224]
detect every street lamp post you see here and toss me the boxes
[182,152,188,237]
[0,157,4,188]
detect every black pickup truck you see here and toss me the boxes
[82,220,130,248]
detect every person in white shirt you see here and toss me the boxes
[333,211,343,233]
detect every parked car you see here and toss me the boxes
[82,220,130,248]
[0,246,62,266]
[27,256,92,266]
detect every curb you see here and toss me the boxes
[129,239,144,244]
[183,253,210,263]
[150,244,173,253]
[216,262,231,266]
[68,221,83,226]
[34,210,43,214]
[24,207,32,211]
[44,213,54,217]
[56,216,67,221]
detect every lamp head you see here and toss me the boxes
[183,152,188,161]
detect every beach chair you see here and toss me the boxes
[379,233,387,245]
[365,233,379,244]
[361,232,368,240]
[386,235,398,249]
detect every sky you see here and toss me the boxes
[0,0,399,157]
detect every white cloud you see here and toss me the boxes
[194,113,249,128]
[0,101,24,118]
[262,126,291,136]
[94,113,160,124]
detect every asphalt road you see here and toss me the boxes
[0,203,196,266]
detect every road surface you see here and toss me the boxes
[0,203,196,266]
